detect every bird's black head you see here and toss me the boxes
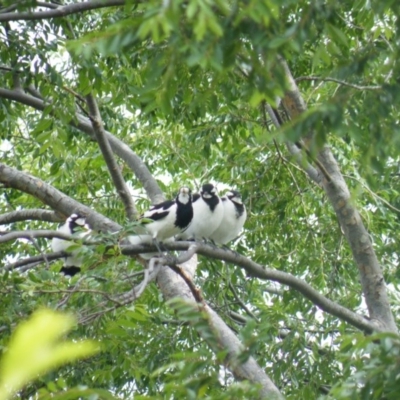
[226,190,243,205]
[67,213,89,233]
[200,183,220,211]
[200,183,218,200]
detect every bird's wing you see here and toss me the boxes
[141,200,175,222]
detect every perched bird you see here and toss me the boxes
[209,190,247,244]
[128,187,193,258]
[177,183,224,241]
[51,213,91,276]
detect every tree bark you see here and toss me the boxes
[0,0,126,22]
[157,255,284,399]
[279,59,397,333]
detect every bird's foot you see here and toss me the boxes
[201,237,218,249]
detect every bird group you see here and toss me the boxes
[52,184,246,275]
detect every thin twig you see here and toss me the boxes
[295,76,382,91]
[27,235,50,269]
[343,174,400,214]
[117,257,161,302]
[79,276,157,324]
[228,282,259,321]
[57,275,87,308]
[158,244,204,303]
[4,251,66,270]
[34,288,123,305]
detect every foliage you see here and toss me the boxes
[0,0,400,399]
[0,309,102,400]
[329,333,400,400]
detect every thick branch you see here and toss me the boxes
[0,162,119,232]
[318,148,397,332]
[156,254,283,399]
[85,93,137,220]
[121,242,377,334]
[1,218,378,334]
[0,87,164,204]
[279,58,397,333]
[206,304,282,398]
[0,0,126,22]
[0,209,64,225]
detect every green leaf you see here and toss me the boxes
[0,310,99,400]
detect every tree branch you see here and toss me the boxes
[228,281,259,321]
[4,251,66,271]
[263,102,322,185]
[318,148,396,331]
[343,174,400,214]
[278,58,397,333]
[295,76,382,91]
[0,87,164,204]
[0,209,64,225]
[1,219,379,334]
[0,162,119,232]
[0,121,279,396]
[164,245,205,303]
[0,0,126,22]
[113,257,161,305]
[156,253,283,399]
[0,229,98,244]
[85,93,137,220]
[121,242,377,334]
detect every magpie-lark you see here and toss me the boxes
[177,183,223,240]
[128,186,193,257]
[51,213,91,276]
[209,190,247,244]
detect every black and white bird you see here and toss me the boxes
[209,190,247,244]
[128,187,193,257]
[177,183,224,241]
[51,213,91,276]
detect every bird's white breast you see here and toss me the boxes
[51,222,72,252]
[51,222,90,267]
[209,198,246,244]
[180,197,223,239]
